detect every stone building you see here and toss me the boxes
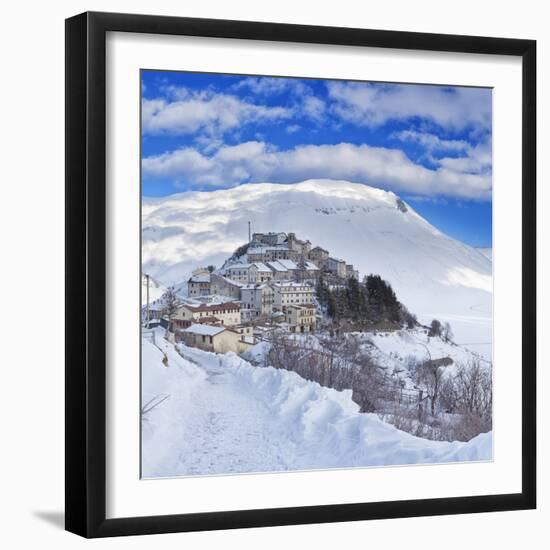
[240,283,274,320]
[253,262,274,283]
[252,232,287,246]
[266,261,290,281]
[179,324,251,354]
[173,301,241,326]
[308,246,329,268]
[284,304,316,333]
[210,273,243,300]
[345,264,359,280]
[187,272,211,297]
[286,232,312,256]
[271,281,315,310]
[326,257,347,279]
[225,264,258,284]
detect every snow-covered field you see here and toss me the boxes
[142,332,492,478]
[363,327,490,375]
[142,179,493,359]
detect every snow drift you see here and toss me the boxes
[142,335,492,478]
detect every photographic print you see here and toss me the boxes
[140,70,493,479]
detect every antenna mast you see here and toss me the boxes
[248,221,251,242]
[145,273,150,326]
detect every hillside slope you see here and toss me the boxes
[142,180,492,357]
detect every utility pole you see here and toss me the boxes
[145,273,150,326]
[248,221,251,242]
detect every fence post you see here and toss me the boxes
[417,389,423,421]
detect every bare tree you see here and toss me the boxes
[442,322,454,343]
[428,319,442,338]
[163,286,179,335]
[414,361,445,416]
[454,359,493,416]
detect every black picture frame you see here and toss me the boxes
[65,11,536,538]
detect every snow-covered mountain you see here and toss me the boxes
[476,247,493,261]
[142,179,492,357]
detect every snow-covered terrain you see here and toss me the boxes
[243,327,487,395]
[142,180,492,358]
[363,328,490,375]
[142,332,492,477]
[476,247,493,261]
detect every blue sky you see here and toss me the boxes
[141,70,492,247]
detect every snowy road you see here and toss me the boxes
[142,338,293,477]
[169,355,288,475]
[142,334,492,478]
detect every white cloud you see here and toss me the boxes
[438,139,492,175]
[143,141,492,200]
[392,129,492,178]
[392,130,471,153]
[142,89,291,136]
[232,77,327,123]
[302,95,326,122]
[231,77,305,96]
[327,82,492,130]
[286,124,301,134]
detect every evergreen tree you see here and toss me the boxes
[315,274,329,308]
[346,276,362,320]
[327,290,338,319]
[364,274,400,324]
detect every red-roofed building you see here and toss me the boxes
[173,301,241,326]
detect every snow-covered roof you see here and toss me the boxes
[247,246,269,254]
[183,324,225,336]
[266,261,288,272]
[188,275,210,283]
[304,261,320,271]
[241,283,268,291]
[275,259,298,270]
[205,293,241,303]
[226,263,256,271]
[252,262,271,272]
[213,274,244,287]
[144,303,166,312]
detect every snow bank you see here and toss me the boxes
[141,332,207,476]
[173,345,492,474]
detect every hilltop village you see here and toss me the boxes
[143,231,359,354]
